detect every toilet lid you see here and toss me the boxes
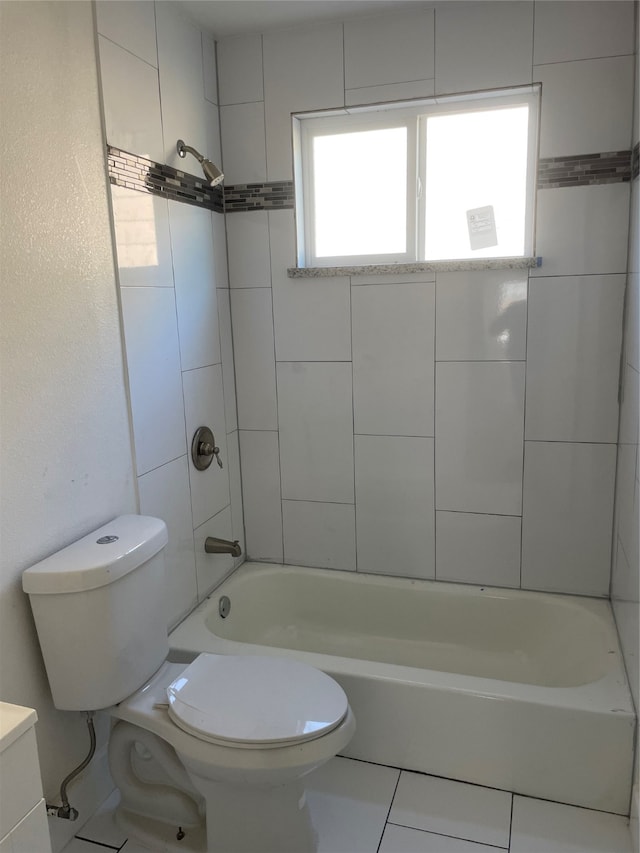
[166,654,348,747]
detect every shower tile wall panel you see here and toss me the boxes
[282,501,357,572]
[270,210,351,362]
[352,282,435,437]
[217,1,634,594]
[220,102,267,185]
[525,276,625,443]
[168,200,222,372]
[98,5,241,626]
[137,455,198,627]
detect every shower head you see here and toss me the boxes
[176,139,224,187]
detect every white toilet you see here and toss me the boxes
[22,515,355,853]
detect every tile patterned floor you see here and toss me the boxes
[62,756,633,853]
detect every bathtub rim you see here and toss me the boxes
[168,561,634,718]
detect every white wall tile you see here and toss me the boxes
[435,2,533,94]
[346,79,435,107]
[521,441,616,595]
[216,288,237,433]
[168,202,221,371]
[155,3,206,166]
[353,272,436,286]
[270,211,351,361]
[98,36,164,162]
[96,0,157,67]
[202,34,218,105]
[231,288,278,430]
[239,430,283,561]
[436,511,521,588]
[536,56,634,158]
[194,505,236,600]
[138,456,197,627]
[618,363,639,447]
[344,11,434,90]
[182,364,230,528]
[282,501,356,571]
[511,794,633,853]
[205,100,223,182]
[212,213,229,288]
[120,287,186,475]
[111,187,174,287]
[217,34,264,105]
[277,362,354,503]
[226,211,271,287]
[352,282,435,436]
[263,23,344,179]
[435,362,525,515]
[614,442,639,580]
[532,184,630,277]
[389,772,512,849]
[525,275,625,443]
[436,271,527,362]
[355,435,435,578]
[226,430,245,554]
[220,102,266,184]
[533,1,635,65]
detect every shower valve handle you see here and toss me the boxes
[199,441,223,468]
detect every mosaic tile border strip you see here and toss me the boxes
[107,145,224,213]
[633,143,639,181]
[224,181,295,212]
[537,150,632,189]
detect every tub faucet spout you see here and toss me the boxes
[204,536,242,558]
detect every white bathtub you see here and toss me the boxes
[169,562,636,814]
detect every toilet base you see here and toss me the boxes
[186,772,318,853]
[114,806,207,853]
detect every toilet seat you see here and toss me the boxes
[167,654,348,748]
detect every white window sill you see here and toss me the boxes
[287,257,540,278]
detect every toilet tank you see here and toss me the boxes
[22,515,169,711]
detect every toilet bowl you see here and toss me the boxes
[109,655,355,852]
[22,515,356,853]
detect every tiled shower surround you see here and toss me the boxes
[217,1,637,602]
[97,0,638,783]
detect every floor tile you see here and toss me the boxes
[305,756,400,853]
[62,838,119,852]
[75,789,127,849]
[511,796,632,853]
[380,824,502,853]
[389,772,512,848]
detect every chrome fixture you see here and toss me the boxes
[191,426,223,471]
[205,537,242,558]
[177,139,224,187]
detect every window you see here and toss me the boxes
[293,86,540,268]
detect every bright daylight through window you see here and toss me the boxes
[293,85,540,268]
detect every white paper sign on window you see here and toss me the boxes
[466,205,498,251]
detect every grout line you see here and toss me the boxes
[376,768,402,853]
[73,838,121,851]
[508,790,515,850]
[385,823,509,850]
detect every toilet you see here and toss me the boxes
[22,515,355,853]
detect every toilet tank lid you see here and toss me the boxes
[22,515,168,595]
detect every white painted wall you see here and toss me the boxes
[218,1,635,599]
[96,1,243,629]
[0,0,135,826]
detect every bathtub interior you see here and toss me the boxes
[199,562,619,688]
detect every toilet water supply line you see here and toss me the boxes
[47,711,96,820]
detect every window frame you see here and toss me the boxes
[293,84,540,269]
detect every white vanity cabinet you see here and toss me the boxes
[0,703,51,853]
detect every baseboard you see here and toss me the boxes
[47,743,115,853]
